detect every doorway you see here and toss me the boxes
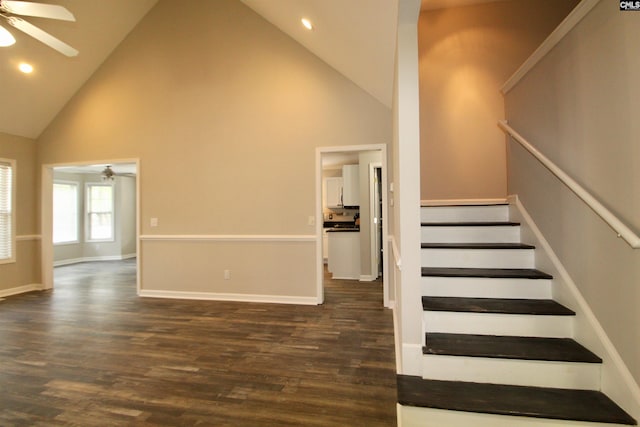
[41,159,140,293]
[316,145,389,307]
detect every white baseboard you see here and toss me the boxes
[509,195,640,421]
[138,289,318,306]
[0,284,45,298]
[421,198,507,207]
[359,274,378,282]
[54,253,137,267]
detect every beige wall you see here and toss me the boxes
[418,0,578,201]
[505,1,640,386]
[53,172,136,264]
[37,0,391,300]
[0,132,39,291]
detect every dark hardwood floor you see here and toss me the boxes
[0,260,397,426]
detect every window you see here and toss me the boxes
[0,159,15,263]
[86,183,114,241]
[53,182,79,244]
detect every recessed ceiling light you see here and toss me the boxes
[301,18,313,30]
[19,62,33,74]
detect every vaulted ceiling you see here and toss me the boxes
[0,0,499,140]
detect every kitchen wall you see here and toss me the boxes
[418,0,578,201]
[504,0,640,388]
[0,132,40,294]
[36,0,391,302]
[53,172,136,265]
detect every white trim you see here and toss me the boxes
[359,274,378,282]
[16,234,41,241]
[390,235,402,270]
[139,289,318,306]
[510,195,640,421]
[53,253,136,267]
[500,121,640,249]
[140,234,315,242]
[0,283,44,298]
[501,0,600,94]
[0,158,16,264]
[421,198,507,207]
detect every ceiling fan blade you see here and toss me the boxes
[0,0,74,21]
[0,23,15,46]
[7,16,77,56]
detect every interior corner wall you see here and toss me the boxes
[418,0,578,201]
[0,132,40,292]
[504,0,640,386]
[36,0,391,301]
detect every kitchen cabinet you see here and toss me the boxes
[325,177,343,209]
[342,165,359,207]
[327,230,360,280]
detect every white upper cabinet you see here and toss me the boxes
[325,177,343,209]
[342,164,359,207]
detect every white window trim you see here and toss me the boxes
[0,158,16,265]
[85,182,115,243]
[53,180,80,246]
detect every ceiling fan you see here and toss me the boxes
[0,0,78,57]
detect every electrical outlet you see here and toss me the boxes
[308,216,315,226]
[150,217,158,227]
[224,269,230,280]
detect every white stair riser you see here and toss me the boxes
[421,248,534,268]
[422,355,601,390]
[421,226,520,243]
[423,311,572,338]
[398,404,631,427]
[421,276,552,299]
[421,205,509,223]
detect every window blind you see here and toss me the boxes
[87,184,114,241]
[0,160,13,261]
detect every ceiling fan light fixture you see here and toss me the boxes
[0,24,15,46]
[102,165,115,181]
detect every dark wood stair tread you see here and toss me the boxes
[421,242,535,249]
[424,333,601,363]
[422,267,553,279]
[421,221,520,226]
[397,376,637,425]
[422,297,574,315]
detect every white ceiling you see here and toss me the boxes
[55,163,137,176]
[0,0,495,141]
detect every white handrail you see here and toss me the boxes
[498,120,640,249]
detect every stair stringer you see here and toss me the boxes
[508,194,640,423]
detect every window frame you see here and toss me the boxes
[52,180,80,245]
[85,182,115,243]
[0,158,16,264]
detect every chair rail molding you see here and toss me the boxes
[499,120,640,249]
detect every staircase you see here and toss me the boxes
[397,204,636,427]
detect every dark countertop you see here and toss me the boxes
[326,227,360,232]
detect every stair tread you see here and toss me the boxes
[424,333,602,363]
[397,376,637,425]
[422,267,553,279]
[421,221,520,227]
[422,297,575,315]
[421,242,535,249]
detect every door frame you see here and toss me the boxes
[315,144,389,307]
[41,158,141,293]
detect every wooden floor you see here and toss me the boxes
[0,260,397,426]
